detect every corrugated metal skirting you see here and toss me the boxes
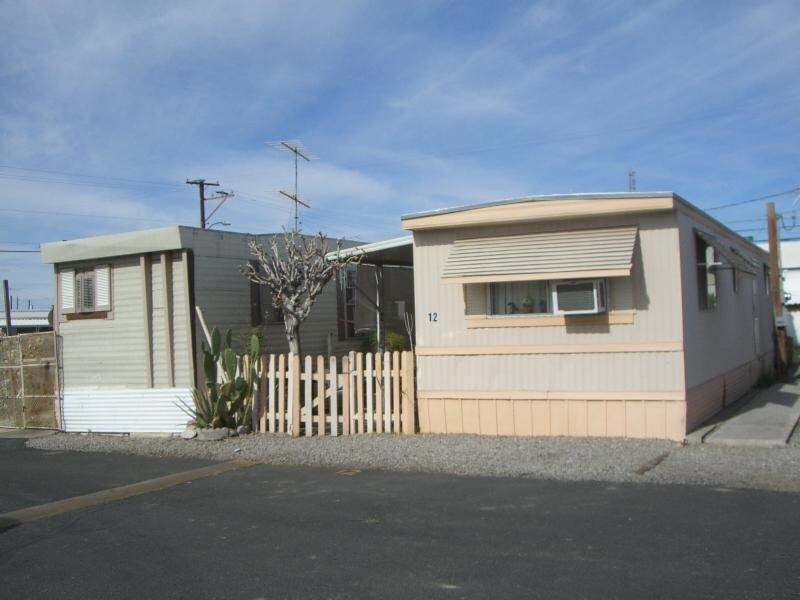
[63,388,192,433]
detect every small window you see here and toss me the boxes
[490,281,551,315]
[60,265,111,316]
[763,264,770,296]
[696,235,717,310]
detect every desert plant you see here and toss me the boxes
[180,327,260,430]
[178,387,225,429]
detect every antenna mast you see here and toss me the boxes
[267,140,317,231]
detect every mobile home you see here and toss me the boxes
[41,226,412,433]
[402,192,774,441]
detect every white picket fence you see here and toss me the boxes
[252,351,415,436]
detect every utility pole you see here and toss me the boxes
[767,202,788,377]
[3,280,12,336]
[186,179,220,229]
[628,170,636,192]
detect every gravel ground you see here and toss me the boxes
[27,432,800,492]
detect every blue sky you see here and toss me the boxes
[1,0,799,307]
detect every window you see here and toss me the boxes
[489,279,607,316]
[764,264,770,296]
[337,266,357,340]
[733,267,740,293]
[75,269,95,312]
[249,260,263,326]
[696,235,717,310]
[60,265,111,316]
[490,281,550,315]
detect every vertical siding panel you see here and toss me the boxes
[478,400,498,435]
[418,398,430,433]
[444,399,463,433]
[625,401,646,438]
[586,401,606,437]
[428,400,446,433]
[567,400,588,436]
[496,400,515,435]
[665,402,687,441]
[645,401,666,439]
[462,400,481,434]
[532,400,549,435]
[513,401,533,436]
[606,400,626,437]
[550,401,568,436]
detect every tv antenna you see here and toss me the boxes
[267,140,317,231]
[628,170,637,192]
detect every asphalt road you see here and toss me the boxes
[1,439,798,599]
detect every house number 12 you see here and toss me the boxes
[428,312,438,322]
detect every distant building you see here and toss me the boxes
[759,239,800,344]
[0,309,52,334]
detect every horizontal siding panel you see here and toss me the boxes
[63,387,192,433]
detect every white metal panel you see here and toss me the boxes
[62,387,192,433]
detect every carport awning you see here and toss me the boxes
[695,230,758,275]
[441,226,638,284]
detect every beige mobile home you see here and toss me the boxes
[402,192,774,441]
[41,226,411,433]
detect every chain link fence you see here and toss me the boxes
[0,332,59,429]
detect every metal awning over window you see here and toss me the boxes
[442,226,638,284]
[695,230,758,275]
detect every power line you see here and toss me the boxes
[0,207,179,223]
[0,165,185,189]
[704,187,800,211]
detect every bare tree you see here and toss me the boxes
[242,230,361,356]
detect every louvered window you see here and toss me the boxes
[59,265,112,315]
[75,270,95,312]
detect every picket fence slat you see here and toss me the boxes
[304,356,313,437]
[356,353,365,434]
[365,353,374,434]
[257,351,414,437]
[392,351,401,434]
[383,352,391,432]
[342,355,351,436]
[268,355,276,433]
